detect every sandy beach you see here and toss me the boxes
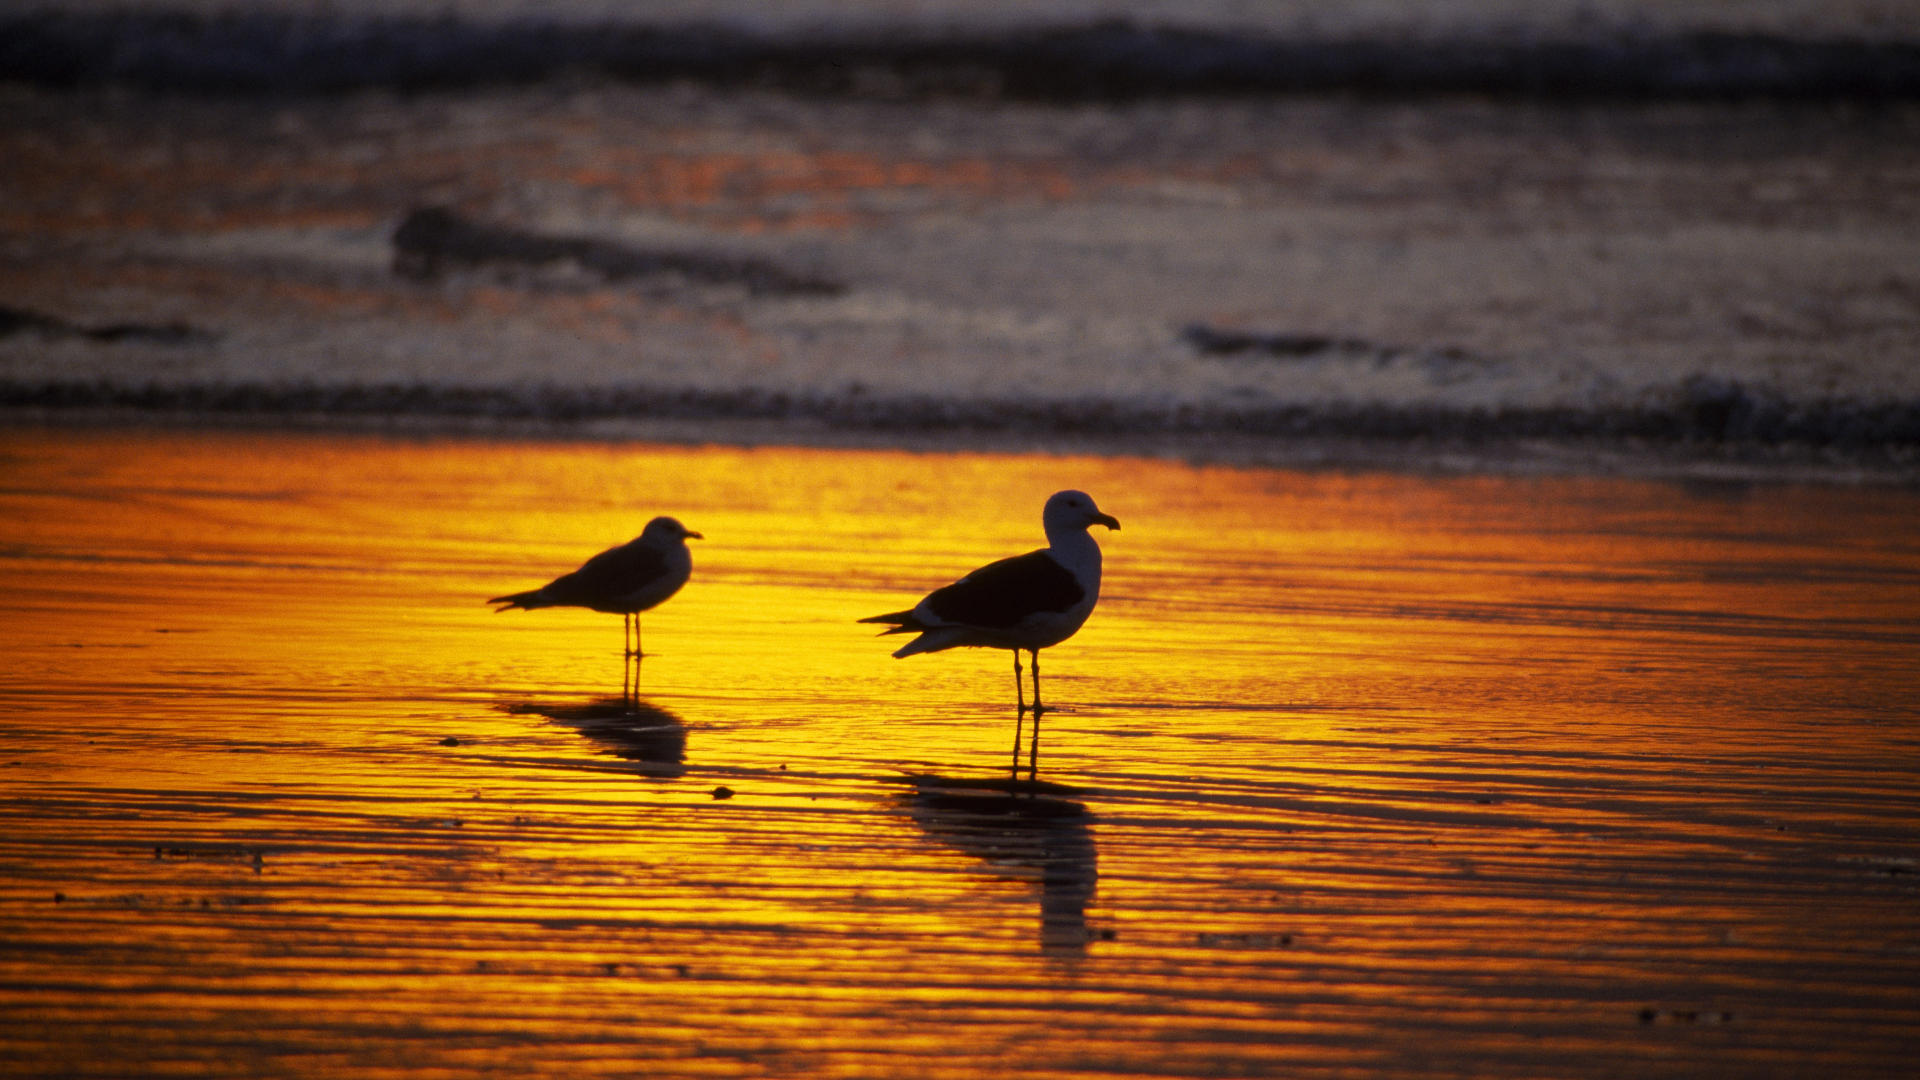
[3,427,1918,1079]
[5,1,1920,477]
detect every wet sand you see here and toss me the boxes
[3,426,1917,1078]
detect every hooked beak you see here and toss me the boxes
[1093,512,1120,531]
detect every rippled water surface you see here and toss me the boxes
[3,428,1917,1078]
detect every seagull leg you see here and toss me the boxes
[1011,650,1026,774]
[1013,650,1027,715]
[1027,650,1043,778]
[1030,649,1045,718]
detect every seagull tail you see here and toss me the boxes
[858,609,918,634]
[890,628,968,659]
[861,610,967,656]
[487,589,545,611]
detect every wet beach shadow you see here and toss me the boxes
[901,774,1098,954]
[505,697,688,781]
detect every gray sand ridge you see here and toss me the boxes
[3,1,1919,472]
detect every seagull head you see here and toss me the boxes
[1043,490,1120,536]
[641,516,704,545]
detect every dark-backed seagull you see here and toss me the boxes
[862,490,1119,749]
[489,516,701,658]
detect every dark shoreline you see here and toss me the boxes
[6,11,1920,102]
[6,379,1915,485]
[9,373,1918,444]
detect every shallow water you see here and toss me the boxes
[2,427,1917,1078]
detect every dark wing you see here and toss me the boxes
[539,541,670,608]
[924,549,1084,629]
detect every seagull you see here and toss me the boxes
[862,490,1119,765]
[488,516,702,659]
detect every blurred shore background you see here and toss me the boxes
[4,0,1919,478]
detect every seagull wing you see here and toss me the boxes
[922,549,1085,630]
[536,541,672,611]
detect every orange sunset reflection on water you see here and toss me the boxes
[2,427,1918,1079]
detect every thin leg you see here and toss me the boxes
[1014,650,1027,715]
[1027,649,1042,777]
[1030,649,1044,717]
[1011,650,1025,773]
[635,616,644,659]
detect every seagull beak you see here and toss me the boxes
[1093,512,1120,531]
[685,530,705,540]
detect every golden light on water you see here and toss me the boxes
[2,427,1918,1078]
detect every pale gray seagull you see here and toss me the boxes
[489,516,701,658]
[862,490,1119,760]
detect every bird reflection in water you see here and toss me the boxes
[505,696,687,781]
[903,775,1098,954]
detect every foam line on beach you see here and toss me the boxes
[6,377,1918,459]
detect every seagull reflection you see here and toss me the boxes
[902,775,1098,954]
[506,698,687,781]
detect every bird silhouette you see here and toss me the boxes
[489,516,701,659]
[862,490,1118,771]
